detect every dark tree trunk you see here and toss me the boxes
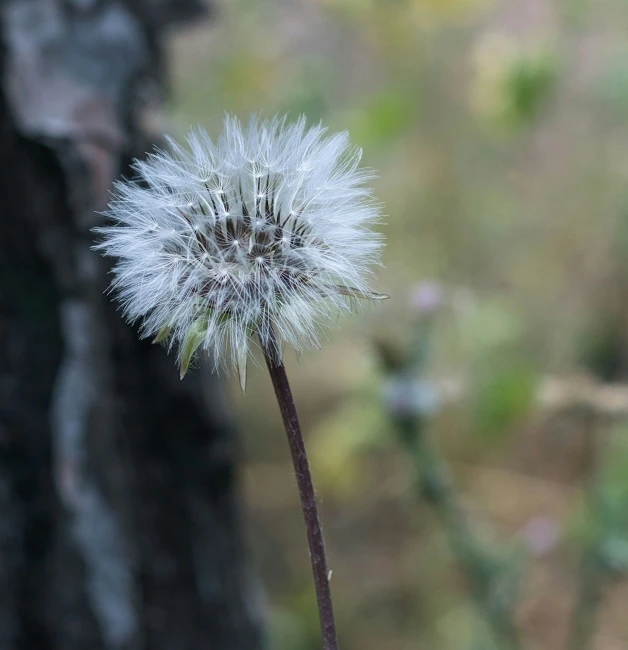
[0,2,264,649]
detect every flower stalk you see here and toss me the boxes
[94,115,386,648]
[261,328,338,650]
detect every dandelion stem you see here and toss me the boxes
[260,331,338,650]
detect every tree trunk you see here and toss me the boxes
[0,2,264,649]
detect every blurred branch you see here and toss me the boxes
[540,377,628,417]
[431,374,628,420]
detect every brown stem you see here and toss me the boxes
[260,331,338,650]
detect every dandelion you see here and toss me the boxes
[95,114,385,387]
[95,114,387,650]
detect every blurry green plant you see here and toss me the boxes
[349,88,417,148]
[271,586,332,650]
[569,423,628,650]
[311,395,389,497]
[470,33,558,131]
[370,279,628,650]
[375,283,524,650]
[472,359,538,444]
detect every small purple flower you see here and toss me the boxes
[522,516,560,556]
[410,281,444,315]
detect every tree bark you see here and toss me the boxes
[0,2,263,649]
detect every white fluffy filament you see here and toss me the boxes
[95,114,385,387]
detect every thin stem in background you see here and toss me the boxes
[568,412,606,650]
[568,552,604,650]
[379,311,522,650]
[260,330,338,650]
[396,414,522,650]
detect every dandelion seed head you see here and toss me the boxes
[94,114,385,382]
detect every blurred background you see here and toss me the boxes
[168,0,628,648]
[4,1,628,649]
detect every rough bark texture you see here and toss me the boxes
[0,1,264,649]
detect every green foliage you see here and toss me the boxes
[569,425,628,576]
[470,34,558,132]
[597,431,628,566]
[599,536,628,572]
[270,607,311,650]
[503,50,557,126]
[472,359,539,443]
[598,428,628,506]
[350,88,418,147]
[310,388,390,496]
